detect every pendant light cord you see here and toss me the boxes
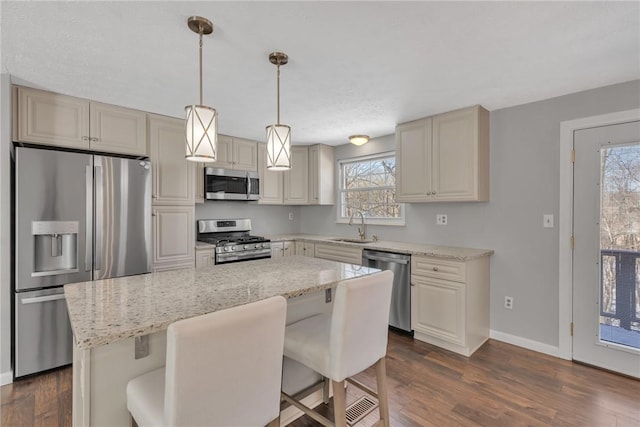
[199,25,204,106]
[276,64,281,125]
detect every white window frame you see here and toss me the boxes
[336,151,405,226]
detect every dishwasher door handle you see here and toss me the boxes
[363,254,410,265]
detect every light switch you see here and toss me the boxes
[543,214,554,228]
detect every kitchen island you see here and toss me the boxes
[65,256,379,427]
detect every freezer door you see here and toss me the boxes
[94,156,151,280]
[15,147,93,290]
[14,288,73,378]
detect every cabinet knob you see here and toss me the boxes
[410,282,415,287]
[82,136,90,141]
[432,267,439,271]
[152,195,157,199]
[152,213,156,217]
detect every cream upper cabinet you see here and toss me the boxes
[148,114,194,205]
[14,86,147,156]
[257,144,284,204]
[411,255,489,357]
[89,102,147,156]
[194,162,205,204]
[284,146,309,205]
[396,105,489,202]
[210,135,257,171]
[308,144,335,205]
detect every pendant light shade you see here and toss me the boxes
[266,52,291,170]
[185,16,218,162]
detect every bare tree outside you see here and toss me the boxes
[340,155,401,219]
[599,143,640,344]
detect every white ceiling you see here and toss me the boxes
[1,1,639,146]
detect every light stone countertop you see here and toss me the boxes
[263,234,494,261]
[64,256,379,350]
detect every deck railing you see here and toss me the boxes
[600,249,640,330]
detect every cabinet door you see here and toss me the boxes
[284,146,309,205]
[308,144,334,205]
[148,115,194,205]
[282,241,293,257]
[210,134,234,169]
[257,144,284,204]
[195,249,214,268]
[271,242,284,258]
[411,276,466,346]
[16,86,90,150]
[194,162,205,204]
[295,242,315,258]
[314,243,362,264]
[152,206,194,267]
[232,137,258,171]
[90,102,147,156]
[396,118,431,202]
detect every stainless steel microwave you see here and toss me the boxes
[204,168,260,201]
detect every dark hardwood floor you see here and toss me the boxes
[2,332,639,426]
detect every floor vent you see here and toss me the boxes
[345,395,378,426]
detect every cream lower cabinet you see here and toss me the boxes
[295,242,315,258]
[314,243,362,265]
[396,105,489,202]
[152,206,194,271]
[195,248,215,268]
[411,255,489,356]
[271,241,294,257]
[14,86,147,156]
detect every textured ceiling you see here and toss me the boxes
[1,1,639,145]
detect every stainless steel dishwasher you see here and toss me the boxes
[362,249,412,333]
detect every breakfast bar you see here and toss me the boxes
[65,256,379,427]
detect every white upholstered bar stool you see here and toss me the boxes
[282,270,394,427]
[126,295,287,427]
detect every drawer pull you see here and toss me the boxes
[432,267,439,271]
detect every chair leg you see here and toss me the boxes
[332,379,347,427]
[322,376,330,404]
[375,358,390,427]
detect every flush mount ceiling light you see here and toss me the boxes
[349,135,370,146]
[265,52,291,171]
[185,16,218,162]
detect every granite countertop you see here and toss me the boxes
[263,234,494,261]
[64,256,379,350]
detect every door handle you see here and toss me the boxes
[85,165,93,272]
[22,294,66,304]
[363,255,410,264]
[246,173,251,199]
[94,165,103,271]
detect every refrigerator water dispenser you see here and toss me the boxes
[32,221,79,277]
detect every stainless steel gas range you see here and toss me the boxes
[196,219,271,264]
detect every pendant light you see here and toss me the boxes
[266,52,291,170]
[349,135,370,146]
[185,16,218,162]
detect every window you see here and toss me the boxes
[338,152,404,225]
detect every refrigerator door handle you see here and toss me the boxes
[85,165,93,272]
[21,294,66,304]
[94,164,103,271]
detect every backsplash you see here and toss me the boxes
[195,202,302,235]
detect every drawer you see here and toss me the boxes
[314,243,362,265]
[412,256,466,283]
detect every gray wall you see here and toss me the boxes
[195,203,301,236]
[300,79,640,348]
[1,74,12,381]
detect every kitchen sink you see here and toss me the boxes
[330,238,375,244]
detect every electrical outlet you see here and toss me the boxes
[288,212,294,221]
[543,214,554,228]
[436,214,448,225]
[504,296,513,310]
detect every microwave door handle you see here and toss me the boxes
[85,164,93,272]
[246,173,251,199]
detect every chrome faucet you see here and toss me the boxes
[348,211,366,240]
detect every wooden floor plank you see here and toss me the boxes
[2,332,639,427]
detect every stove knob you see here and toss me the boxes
[256,243,262,249]
[223,247,229,252]
[244,245,250,249]
[231,246,236,251]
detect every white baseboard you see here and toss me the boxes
[490,330,560,358]
[1,370,13,386]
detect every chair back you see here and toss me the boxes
[329,270,394,381]
[164,296,287,426]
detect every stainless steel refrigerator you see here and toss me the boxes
[13,146,151,378]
